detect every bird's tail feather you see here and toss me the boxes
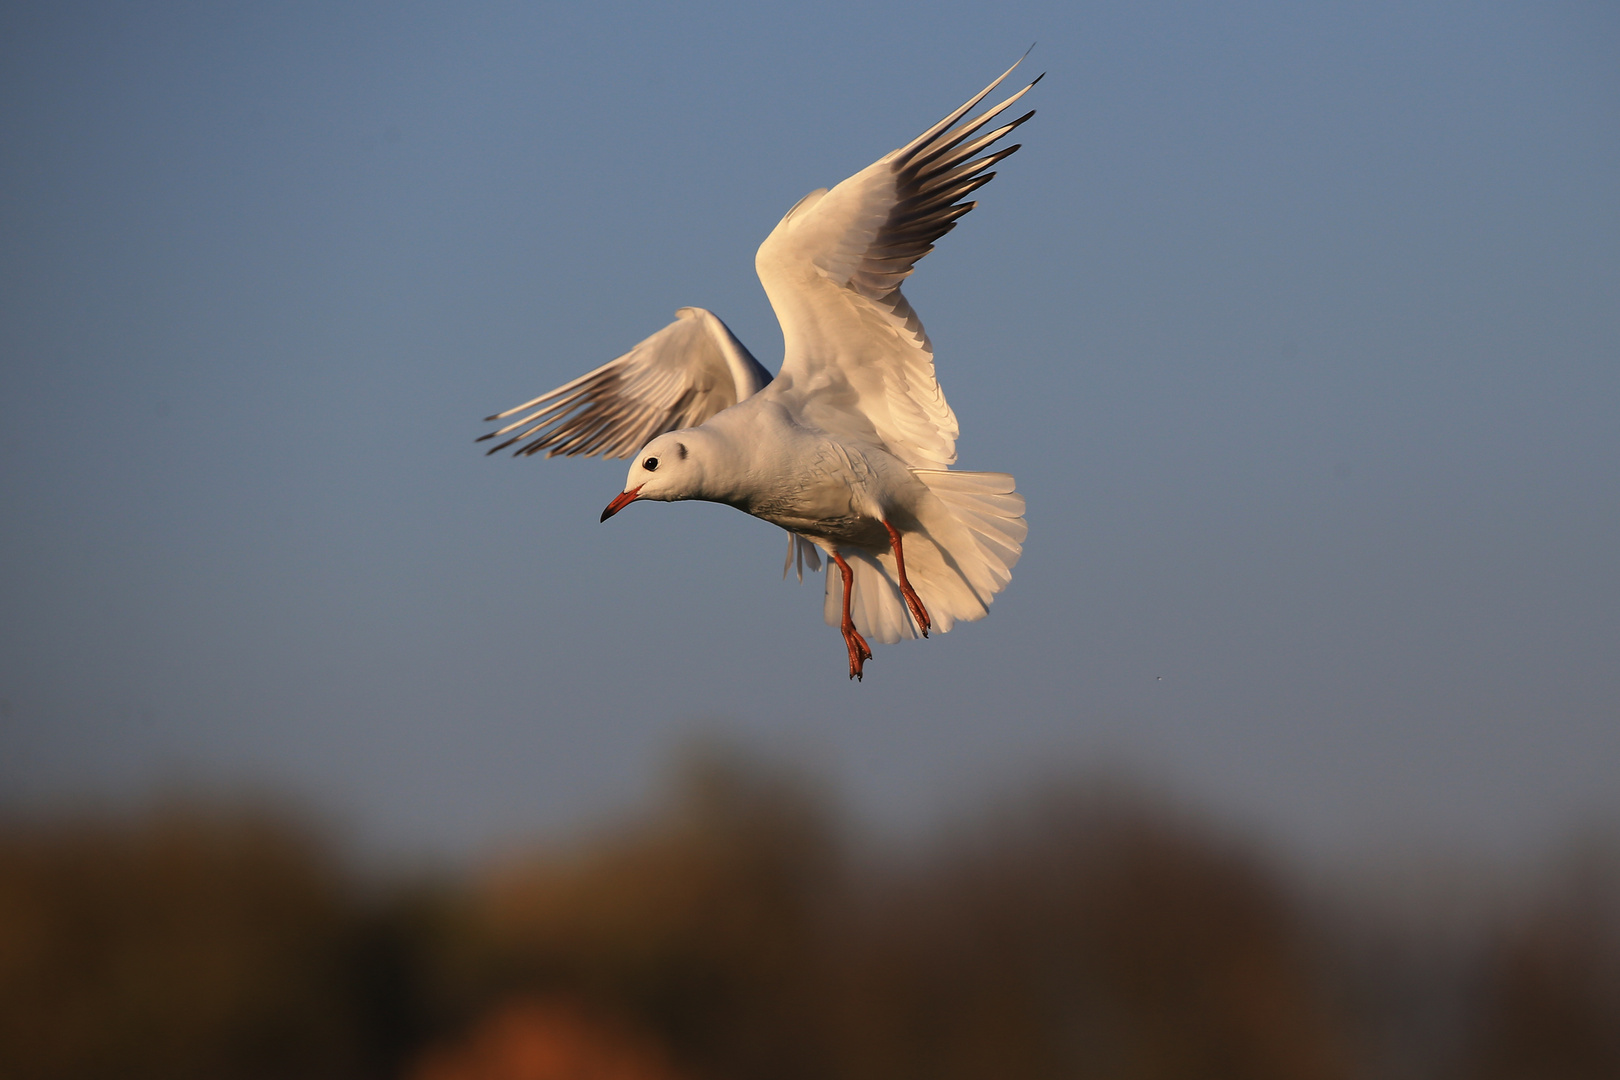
[821,470,1026,644]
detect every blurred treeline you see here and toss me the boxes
[2,751,1616,1080]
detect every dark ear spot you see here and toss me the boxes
[676,442,687,460]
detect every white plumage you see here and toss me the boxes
[481,59,1038,679]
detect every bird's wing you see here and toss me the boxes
[479,307,771,458]
[754,58,1039,469]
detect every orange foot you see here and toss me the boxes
[882,520,931,637]
[841,623,874,681]
[831,551,874,681]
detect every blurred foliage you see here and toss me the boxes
[0,806,370,1080]
[824,794,1348,1080]
[0,752,1616,1080]
[475,751,840,1079]
[407,997,686,1080]
[1455,844,1620,1080]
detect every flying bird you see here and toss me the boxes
[480,59,1037,679]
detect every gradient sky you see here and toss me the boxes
[2,1,1616,869]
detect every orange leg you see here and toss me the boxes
[830,551,873,681]
[882,520,931,637]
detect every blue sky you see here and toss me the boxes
[2,1,1616,867]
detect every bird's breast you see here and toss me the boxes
[742,438,890,547]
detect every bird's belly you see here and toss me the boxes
[730,428,900,549]
[769,512,884,546]
[751,508,894,553]
[748,482,886,548]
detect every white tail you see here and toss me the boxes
[822,470,1026,644]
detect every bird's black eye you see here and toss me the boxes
[642,456,659,472]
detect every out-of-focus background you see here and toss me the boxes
[3,751,1618,1078]
[2,2,1617,1076]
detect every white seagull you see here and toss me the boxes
[481,59,1037,679]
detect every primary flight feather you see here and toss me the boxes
[481,58,1038,679]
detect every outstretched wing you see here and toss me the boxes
[755,58,1039,469]
[479,307,771,458]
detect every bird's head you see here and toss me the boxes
[600,432,706,521]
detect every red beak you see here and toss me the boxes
[600,485,644,522]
